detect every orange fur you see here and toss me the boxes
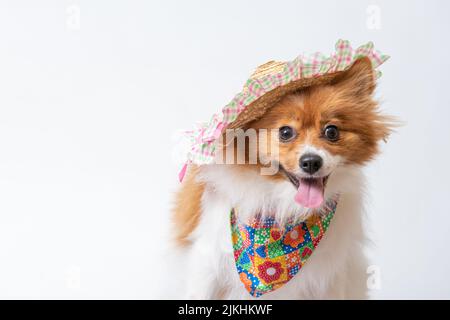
[171,166,204,246]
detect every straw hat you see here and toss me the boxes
[178,39,389,180]
[227,60,344,130]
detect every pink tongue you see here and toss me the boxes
[294,179,324,208]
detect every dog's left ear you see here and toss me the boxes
[332,57,396,143]
[333,57,376,98]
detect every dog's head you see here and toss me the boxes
[241,57,393,208]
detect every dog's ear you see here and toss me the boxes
[333,57,376,98]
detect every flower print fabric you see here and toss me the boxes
[230,197,338,297]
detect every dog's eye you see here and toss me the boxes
[324,125,339,141]
[279,126,296,142]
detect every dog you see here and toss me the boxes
[171,57,393,299]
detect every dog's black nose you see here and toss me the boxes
[300,154,323,174]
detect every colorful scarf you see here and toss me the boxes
[230,197,338,297]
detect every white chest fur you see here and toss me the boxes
[183,165,369,299]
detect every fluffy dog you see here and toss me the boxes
[172,58,392,299]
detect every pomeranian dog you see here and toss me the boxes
[172,57,392,299]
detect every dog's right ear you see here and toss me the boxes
[333,57,376,99]
[334,57,397,143]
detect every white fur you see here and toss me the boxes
[180,161,370,299]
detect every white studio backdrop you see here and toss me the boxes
[0,0,449,299]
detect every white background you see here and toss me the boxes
[0,0,449,299]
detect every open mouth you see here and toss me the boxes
[280,167,330,209]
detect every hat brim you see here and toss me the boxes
[226,57,370,130]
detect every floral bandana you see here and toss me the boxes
[230,197,338,297]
